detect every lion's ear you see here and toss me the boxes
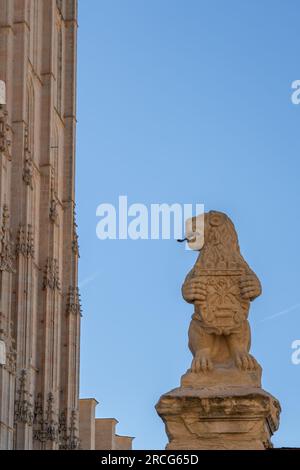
[208,211,226,227]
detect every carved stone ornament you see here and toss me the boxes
[156,211,281,450]
[14,369,34,425]
[59,409,80,450]
[72,208,79,256]
[0,204,15,273]
[33,392,59,444]
[66,286,82,317]
[22,127,34,189]
[43,258,60,291]
[1,318,16,374]
[0,106,11,160]
[16,224,34,258]
[49,197,59,224]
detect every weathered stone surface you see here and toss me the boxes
[181,365,261,388]
[156,211,281,449]
[156,386,280,450]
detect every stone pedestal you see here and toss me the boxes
[156,372,281,450]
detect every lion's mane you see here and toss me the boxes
[196,211,250,271]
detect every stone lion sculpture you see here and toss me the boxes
[156,212,280,449]
[182,210,261,373]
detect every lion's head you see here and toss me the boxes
[185,211,249,270]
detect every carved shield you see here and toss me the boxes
[194,270,250,333]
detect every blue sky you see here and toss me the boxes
[77,0,300,449]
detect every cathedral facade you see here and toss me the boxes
[0,0,80,449]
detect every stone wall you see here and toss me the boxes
[0,0,80,450]
[79,399,134,450]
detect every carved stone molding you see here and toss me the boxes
[43,258,60,291]
[66,286,81,317]
[16,224,34,258]
[14,369,34,425]
[0,204,15,273]
[0,106,11,160]
[33,392,59,444]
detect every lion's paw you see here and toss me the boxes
[234,352,258,371]
[191,353,213,373]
